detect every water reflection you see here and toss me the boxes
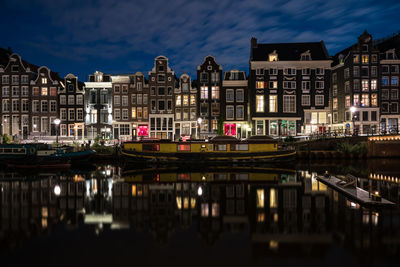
[0,163,400,264]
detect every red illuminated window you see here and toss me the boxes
[177,144,191,151]
[224,123,236,136]
[137,125,148,136]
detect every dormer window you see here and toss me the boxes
[362,44,368,52]
[387,51,395,60]
[11,65,18,72]
[95,74,103,82]
[42,78,47,84]
[269,50,278,62]
[300,51,311,61]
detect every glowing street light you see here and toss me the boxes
[54,118,61,144]
[197,117,203,139]
[54,185,61,196]
[197,186,203,196]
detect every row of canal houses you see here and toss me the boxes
[1,30,400,141]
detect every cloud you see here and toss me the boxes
[2,0,400,79]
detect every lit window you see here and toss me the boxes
[41,87,48,96]
[269,95,277,112]
[256,189,264,208]
[256,95,264,112]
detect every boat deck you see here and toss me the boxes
[317,175,395,207]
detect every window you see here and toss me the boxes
[382,65,389,73]
[158,100,165,111]
[50,101,56,112]
[41,117,49,132]
[90,91,97,104]
[345,81,350,93]
[269,95,277,112]
[157,74,165,82]
[315,81,324,89]
[381,103,389,113]
[301,54,311,60]
[137,94,142,105]
[2,75,10,84]
[302,68,311,75]
[120,124,130,135]
[12,86,19,96]
[344,68,350,79]
[392,103,399,113]
[283,68,296,75]
[77,109,83,121]
[151,87,156,95]
[122,109,128,120]
[371,66,377,77]
[236,106,244,119]
[332,73,337,83]
[236,89,244,102]
[362,80,369,91]
[269,54,278,62]
[283,95,296,113]
[158,87,165,96]
[361,67,369,76]
[302,95,310,106]
[362,55,369,64]
[353,54,359,63]
[226,106,234,119]
[392,89,399,100]
[68,84,74,92]
[175,108,181,120]
[168,87,172,95]
[68,95,75,105]
[353,67,359,77]
[2,99,10,112]
[391,77,398,86]
[61,109,67,120]
[131,107,136,118]
[167,99,172,111]
[256,68,264,75]
[256,81,264,89]
[371,111,377,121]
[363,111,368,121]
[226,89,234,102]
[22,99,29,112]
[333,98,338,109]
[182,82,189,92]
[211,72,219,83]
[183,95,189,106]
[12,99,19,112]
[32,100,39,112]
[200,72,208,83]
[114,96,120,106]
[41,78,47,84]
[137,82,142,91]
[176,95,181,106]
[256,95,264,112]
[211,103,220,116]
[371,94,378,106]
[114,109,121,120]
[283,81,296,89]
[100,91,107,104]
[41,101,48,112]
[114,85,120,93]
[143,107,148,119]
[136,107,142,119]
[151,100,156,111]
[269,68,277,75]
[391,65,399,73]
[371,80,377,90]
[382,77,389,86]
[269,81,277,89]
[122,95,128,106]
[190,94,196,105]
[382,89,389,100]
[200,86,208,99]
[353,80,360,91]
[353,94,360,106]
[122,85,128,93]
[211,86,219,99]
[76,95,83,105]
[302,81,310,90]
[68,109,75,120]
[333,85,337,96]
[131,94,136,104]
[345,95,351,107]
[315,95,324,106]
[200,103,208,116]
[2,86,9,96]
[41,87,48,96]
[316,68,324,75]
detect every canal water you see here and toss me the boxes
[0,160,399,267]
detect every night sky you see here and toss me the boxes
[1,0,400,81]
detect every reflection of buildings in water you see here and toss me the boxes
[1,168,400,257]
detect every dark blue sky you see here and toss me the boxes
[1,0,400,81]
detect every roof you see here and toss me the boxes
[375,33,400,59]
[251,41,330,61]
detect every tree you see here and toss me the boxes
[217,114,224,136]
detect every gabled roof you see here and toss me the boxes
[251,41,330,61]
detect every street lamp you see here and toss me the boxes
[350,106,356,136]
[54,118,61,144]
[197,117,202,139]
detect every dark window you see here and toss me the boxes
[151,87,156,95]
[90,91,96,104]
[11,65,18,72]
[168,118,173,130]
[371,111,377,121]
[158,100,165,110]
[150,118,155,130]
[167,100,172,110]
[354,111,360,121]
[361,67,368,76]
[68,84,74,92]
[158,87,165,95]
[167,87,172,95]
[362,111,368,121]
[158,65,164,72]
[156,118,161,130]
[143,144,159,152]
[200,72,208,83]
[151,100,156,110]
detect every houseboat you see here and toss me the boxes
[121,136,296,163]
[0,143,94,167]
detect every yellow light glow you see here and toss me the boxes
[131,185,136,196]
[257,189,264,208]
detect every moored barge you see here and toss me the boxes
[121,136,296,163]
